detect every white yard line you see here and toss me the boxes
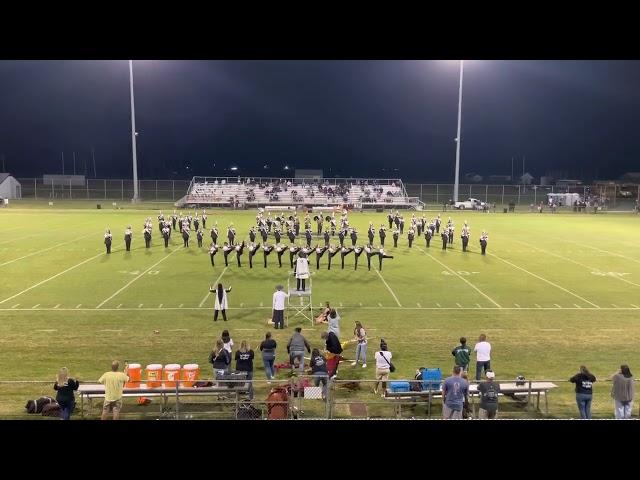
[198,267,228,308]
[489,253,600,308]
[54,304,60,309]
[632,304,639,309]
[11,304,20,309]
[75,304,82,309]
[0,232,96,267]
[375,270,402,307]
[563,239,640,266]
[420,247,502,308]
[96,249,179,309]
[0,251,104,305]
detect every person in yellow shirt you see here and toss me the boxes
[98,360,129,420]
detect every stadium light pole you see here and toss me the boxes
[453,60,464,203]
[129,60,140,202]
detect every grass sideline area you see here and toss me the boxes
[1,202,639,419]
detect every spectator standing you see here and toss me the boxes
[53,367,79,420]
[351,321,368,368]
[477,370,501,419]
[327,309,340,337]
[569,366,596,419]
[272,284,289,330]
[611,364,635,419]
[374,339,392,397]
[221,329,234,357]
[321,331,343,379]
[474,334,492,381]
[310,348,329,400]
[209,339,231,378]
[452,337,471,372]
[442,366,469,419]
[259,332,277,380]
[235,340,255,400]
[98,361,129,420]
[287,327,311,373]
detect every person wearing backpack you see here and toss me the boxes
[374,339,393,397]
[452,337,471,372]
[53,367,79,420]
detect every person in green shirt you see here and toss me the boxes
[98,360,129,420]
[452,337,471,372]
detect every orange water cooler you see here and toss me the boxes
[145,364,163,388]
[163,364,181,388]
[125,363,142,388]
[181,364,200,387]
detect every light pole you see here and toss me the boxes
[129,60,140,202]
[453,60,464,203]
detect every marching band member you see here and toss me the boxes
[425,226,433,247]
[163,224,171,248]
[338,228,346,248]
[210,224,219,245]
[227,225,236,245]
[171,212,178,231]
[249,226,257,243]
[260,224,269,243]
[144,226,152,249]
[340,246,354,269]
[104,229,112,254]
[479,230,488,255]
[327,244,340,270]
[305,228,313,248]
[294,216,300,236]
[210,283,232,322]
[364,244,377,271]
[187,213,193,230]
[350,228,358,247]
[353,245,364,270]
[392,228,399,248]
[193,214,200,232]
[379,225,386,247]
[316,215,323,235]
[461,221,470,252]
[441,229,448,250]
[289,244,301,269]
[367,222,375,245]
[393,211,400,228]
[287,228,296,244]
[222,242,234,266]
[428,219,436,237]
[201,210,207,229]
[448,224,455,245]
[248,242,260,269]
[235,241,246,267]
[295,252,310,291]
[301,245,314,257]
[266,212,273,233]
[398,215,405,234]
[388,211,394,229]
[330,216,337,236]
[181,226,189,248]
[315,244,328,269]
[196,229,204,248]
[124,226,132,252]
[435,214,441,233]
[304,214,311,231]
[262,243,274,268]
[323,230,330,247]
[209,243,219,267]
[407,227,415,248]
[378,247,394,271]
[275,244,287,268]
[178,214,184,231]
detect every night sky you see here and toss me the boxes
[1,60,640,182]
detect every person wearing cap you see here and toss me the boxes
[272,284,289,329]
[477,370,500,419]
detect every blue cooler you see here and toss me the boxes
[388,381,411,393]
[422,368,442,391]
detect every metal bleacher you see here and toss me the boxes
[175,176,424,210]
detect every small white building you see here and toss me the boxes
[0,174,21,199]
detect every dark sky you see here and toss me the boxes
[1,60,640,181]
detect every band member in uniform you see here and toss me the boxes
[193,215,200,232]
[399,215,405,234]
[367,222,375,245]
[262,243,274,268]
[287,228,296,244]
[249,226,257,243]
[266,213,273,233]
[429,219,436,237]
[210,283,232,322]
[425,226,433,247]
[181,226,189,248]
[304,214,311,232]
[227,225,236,245]
[388,212,394,229]
[441,229,448,250]
[353,245,364,270]
[124,226,132,252]
[407,227,415,248]
[222,242,234,266]
[104,229,112,254]
[461,221,470,252]
[157,211,165,234]
[448,224,455,245]
[210,224,219,245]
[479,231,488,255]
[392,228,399,248]
[248,242,260,269]
[315,244,328,269]
[323,230,330,247]
[378,247,394,271]
[196,229,204,248]
[171,212,177,231]
[330,215,337,236]
[305,228,313,248]
[350,228,358,247]
[364,244,377,271]
[144,227,152,249]
[275,244,287,268]
[209,243,219,267]
[260,225,269,243]
[289,244,301,269]
[340,246,354,269]
[379,225,386,247]
[201,210,207,229]
[163,225,171,248]
[327,244,340,270]
[295,252,310,291]
[316,215,323,235]
[435,214,441,233]
[235,241,245,267]
[294,216,300,236]
[338,228,346,248]
[393,211,400,229]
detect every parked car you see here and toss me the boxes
[619,190,633,198]
[454,198,485,210]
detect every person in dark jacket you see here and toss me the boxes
[451,337,471,372]
[259,332,277,380]
[570,365,596,419]
[287,327,311,373]
[310,348,329,400]
[321,331,343,379]
[235,340,255,400]
[209,339,231,379]
[53,367,79,420]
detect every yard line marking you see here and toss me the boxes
[489,253,600,308]
[420,247,502,308]
[600,328,623,331]
[76,304,82,308]
[514,239,640,288]
[116,304,122,309]
[169,329,189,332]
[198,266,228,308]
[36,329,57,332]
[158,304,163,308]
[632,304,639,309]
[456,303,462,308]
[554,304,562,308]
[0,232,96,267]
[375,270,402,307]
[417,302,422,307]
[99,329,123,332]
[11,304,20,309]
[476,303,481,308]
[138,304,143,308]
[378,302,383,307]
[96,249,180,309]
[574,304,581,308]
[54,304,60,309]
[236,328,257,331]
[31,304,40,309]
[535,303,541,308]
[0,251,104,305]
[612,304,619,308]
[436,302,441,307]
[179,304,183,308]
[514,303,520,308]
[540,328,562,331]
[0,233,40,246]
[563,239,640,266]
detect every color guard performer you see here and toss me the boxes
[235,241,245,267]
[248,242,260,269]
[104,229,112,254]
[479,230,488,255]
[461,221,470,252]
[407,227,415,248]
[222,242,234,266]
[262,243,274,268]
[124,226,132,251]
[209,243,219,267]
[340,246,354,269]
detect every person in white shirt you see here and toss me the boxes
[295,252,310,291]
[272,284,289,330]
[351,321,367,368]
[374,339,393,396]
[474,333,492,380]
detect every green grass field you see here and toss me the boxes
[1,200,639,419]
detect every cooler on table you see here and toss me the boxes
[146,364,163,388]
[181,364,200,388]
[388,381,410,393]
[163,364,181,388]
[421,368,442,391]
[125,363,142,388]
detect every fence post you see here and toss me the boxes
[121,180,124,200]
[420,184,423,203]
[86,179,89,199]
[469,184,472,198]
[501,185,504,205]
[485,184,488,203]
[104,179,107,199]
[34,178,37,199]
[172,181,175,201]
[436,184,439,204]
[69,178,72,199]
[517,185,521,204]
[155,180,158,201]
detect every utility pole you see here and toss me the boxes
[511,156,514,182]
[73,151,76,175]
[129,60,140,202]
[92,147,97,178]
[62,151,65,175]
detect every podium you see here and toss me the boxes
[286,274,313,326]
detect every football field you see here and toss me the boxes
[1,202,639,418]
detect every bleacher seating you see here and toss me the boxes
[176,177,423,210]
